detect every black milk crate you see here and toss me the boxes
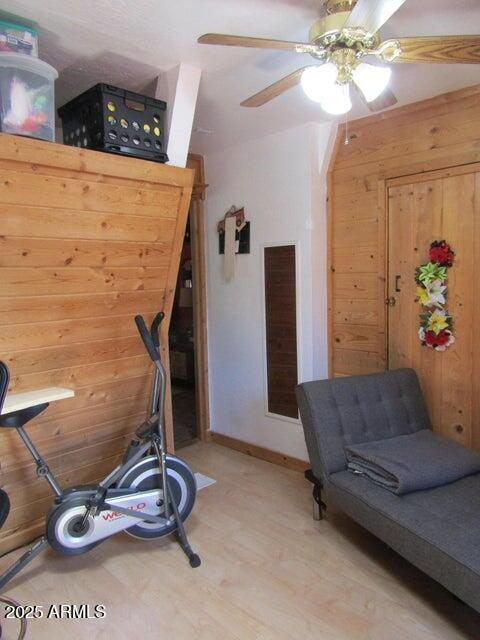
[58,83,168,163]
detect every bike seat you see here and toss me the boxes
[0,403,49,429]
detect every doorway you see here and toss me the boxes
[168,154,209,448]
[169,216,196,446]
[386,165,480,449]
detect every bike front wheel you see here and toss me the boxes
[116,454,197,539]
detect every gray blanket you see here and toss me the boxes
[345,429,480,495]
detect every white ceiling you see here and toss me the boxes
[1,0,480,154]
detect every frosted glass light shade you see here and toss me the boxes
[320,83,352,115]
[353,63,391,102]
[301,64,338,103]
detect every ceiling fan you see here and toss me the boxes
[198,0,480,115]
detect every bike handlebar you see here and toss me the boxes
[150,311,165,348]
[135,315,161,362]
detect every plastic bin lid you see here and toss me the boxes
[0,20,38,36]
[0,52,58,80]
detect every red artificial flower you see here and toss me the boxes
[424,329,450,347]
[429,241,454,267]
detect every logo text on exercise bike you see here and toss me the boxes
[102,502,147,521]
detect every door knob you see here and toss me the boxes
[385,296,396,306]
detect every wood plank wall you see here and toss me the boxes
[329,83,480,383]
[0,134,193,552]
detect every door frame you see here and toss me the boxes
[187,154,210,442]
[379,160,480,369]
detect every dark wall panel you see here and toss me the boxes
[264,245,298,419]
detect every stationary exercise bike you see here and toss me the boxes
[0,311,200,593]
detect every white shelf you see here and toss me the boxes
[1,387,75,415]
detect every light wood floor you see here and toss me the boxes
[1,442,479,639]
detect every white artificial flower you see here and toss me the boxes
[426,279,446,308]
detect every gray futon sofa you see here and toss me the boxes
[296,368,480,613]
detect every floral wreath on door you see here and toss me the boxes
[415,240,455,352]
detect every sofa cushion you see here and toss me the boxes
[328,470,480,611]
[296,368,431,478]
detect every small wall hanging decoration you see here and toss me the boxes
[416,240,455,352]
[217,206,250,281]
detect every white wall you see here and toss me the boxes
[155,63,202,168]
[204,121,335,461]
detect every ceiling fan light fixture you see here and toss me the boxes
[352,62,391,102]
[320,82,352,115]
[300,63,338,102]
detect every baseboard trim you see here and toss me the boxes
[209,432,309,473]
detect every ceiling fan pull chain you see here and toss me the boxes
[344,112,349,145]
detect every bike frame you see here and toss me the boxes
[0,427,167,591]
[0,364,168,591]
[0,312,200,590]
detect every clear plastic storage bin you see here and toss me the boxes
[0,52,58,141]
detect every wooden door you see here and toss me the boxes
[387,168,479,448]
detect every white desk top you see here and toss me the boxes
[1,387,75,415]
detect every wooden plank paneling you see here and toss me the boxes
[333,348,381,376]
[0,205,177,242]
[0,237,171,268]
[333,273,378,300]
[333,246,378,273]
[3,336,146,375]
[9,356,151,393]
[0,168,180,217]
[0,266,168,296]
[332,219,378,248]
[332,324,379,352]
[335,103,480,171]
[1,315,139,351]
[0,291,166,325]
[440,174,475,445]
[333,299,378,326]
[473,173,480,451]
[329,82,480,450]
[0,133,194,186]
[0,133,193,551]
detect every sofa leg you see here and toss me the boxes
[305,469,326,521]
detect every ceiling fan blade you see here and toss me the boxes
[343,0,407,36]
[357,86,398,112]
[241,67,309,107]
[391,35,480,63]
[198,33,319,53]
